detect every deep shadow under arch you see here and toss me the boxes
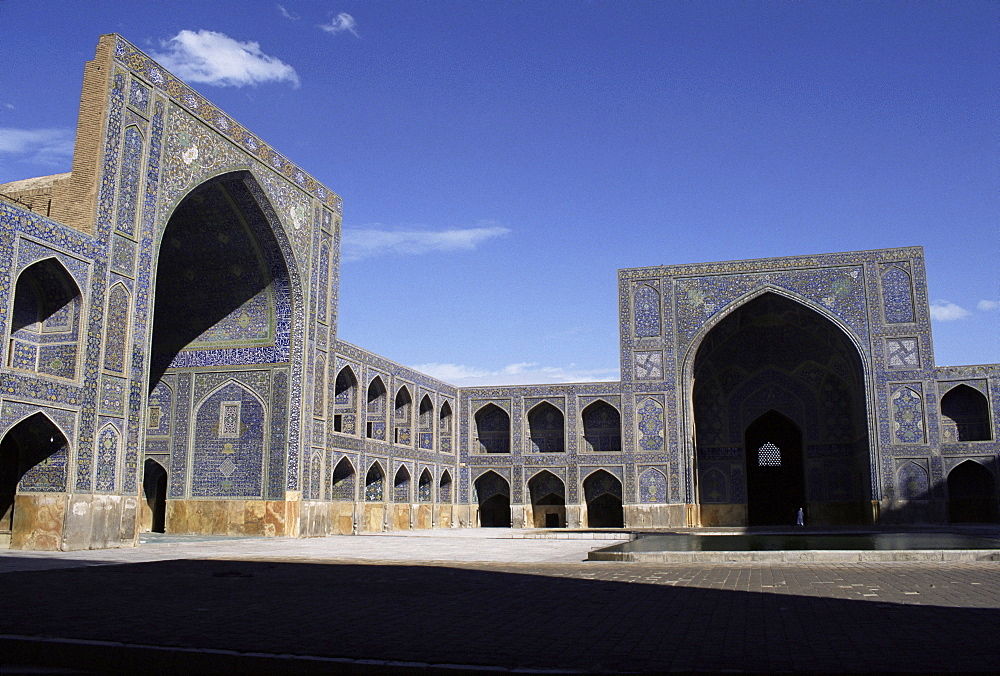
[948,461,999,523]
[0,413,69,538]
[745,410,805,526]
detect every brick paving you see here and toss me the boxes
[2,534,1000,672]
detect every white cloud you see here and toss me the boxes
[0,127,75,165]
[929,300,971,321]
[152,30,300,88]
[341,225,510,261]
[4,103,13,110]
[277,4,299,20]
[411,361,620,387]
[319,12,359,37]
[977,300,999,311]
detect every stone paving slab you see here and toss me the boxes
[3,532,1000,673]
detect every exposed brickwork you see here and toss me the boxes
[48,35,116,234]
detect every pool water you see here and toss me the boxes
[600,532,1000,554]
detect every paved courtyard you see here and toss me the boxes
[3,530,1000,673]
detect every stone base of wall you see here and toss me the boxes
[7,493,138,551]
[879,499,948,524]
[807,501,876,526]
[166,498,300,537]
[697,503,748,527]
[626,503,689,528]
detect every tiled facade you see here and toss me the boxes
[0,35,996,549]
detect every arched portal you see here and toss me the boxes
[583,470,624,528]
[147,173,296,519]
[744,411,805,526]
[948,461,999,523]
[691,292,871,526]
[528,471,566,528]
[0,413,69,545]
[475,471,511,527]
[142,458,167,533]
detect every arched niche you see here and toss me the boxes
[366,377,387,440]
[418,468,433,503]
[582,400,621,452]
[418,395,434,450]
[333,365,358,434]
[475,404,510,454]
[365,462,385,502]
[941,385,992,442]
[8,258,83,380]
[331,457,356,501]
[394,387,412,445]
[527,402,564,453]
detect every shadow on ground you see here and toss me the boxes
[2,558,998,673]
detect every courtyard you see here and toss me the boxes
[2,529,999,673]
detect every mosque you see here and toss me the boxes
[1,36,997,550]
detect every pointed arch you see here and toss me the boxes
[394,386,413,445]
[313,352,327,420]
[418,468,433,503]
[418,395,434,450]
[334,364,359,434]
[103,283,131,374]
[941,385,992,442]
[142,458,168,533]
[633,284,661,337]
[686,289,873,523]
[881,266,915,324]
[439,469,453,504]
[638,467,668,503]
[475,404,510,454]
[191,379,267,498]
[148,170,304,497]
[582,469,624,528]
[365,461,385,501]
[439,401,454,453]
[393,464,411,502]
[474,470,511,527]
[528,470,566,528]
[948,460,998,523]
[330,456,356,501]
[95,424,121,493]
[1,412,70,537]
[897,462,929,501]
[9,257,83,380]
[527,401,564,453]
[582,400,621,452]
[366,376,387,440]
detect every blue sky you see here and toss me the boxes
[1,1,996,384]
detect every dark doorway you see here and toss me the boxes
[475,472,511,527]
[948,461,999,523]
[143,459,167,533]
[479,494,512,527]
[0,414,68,537]
[745,410,806,526]
[583,470,624,527]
